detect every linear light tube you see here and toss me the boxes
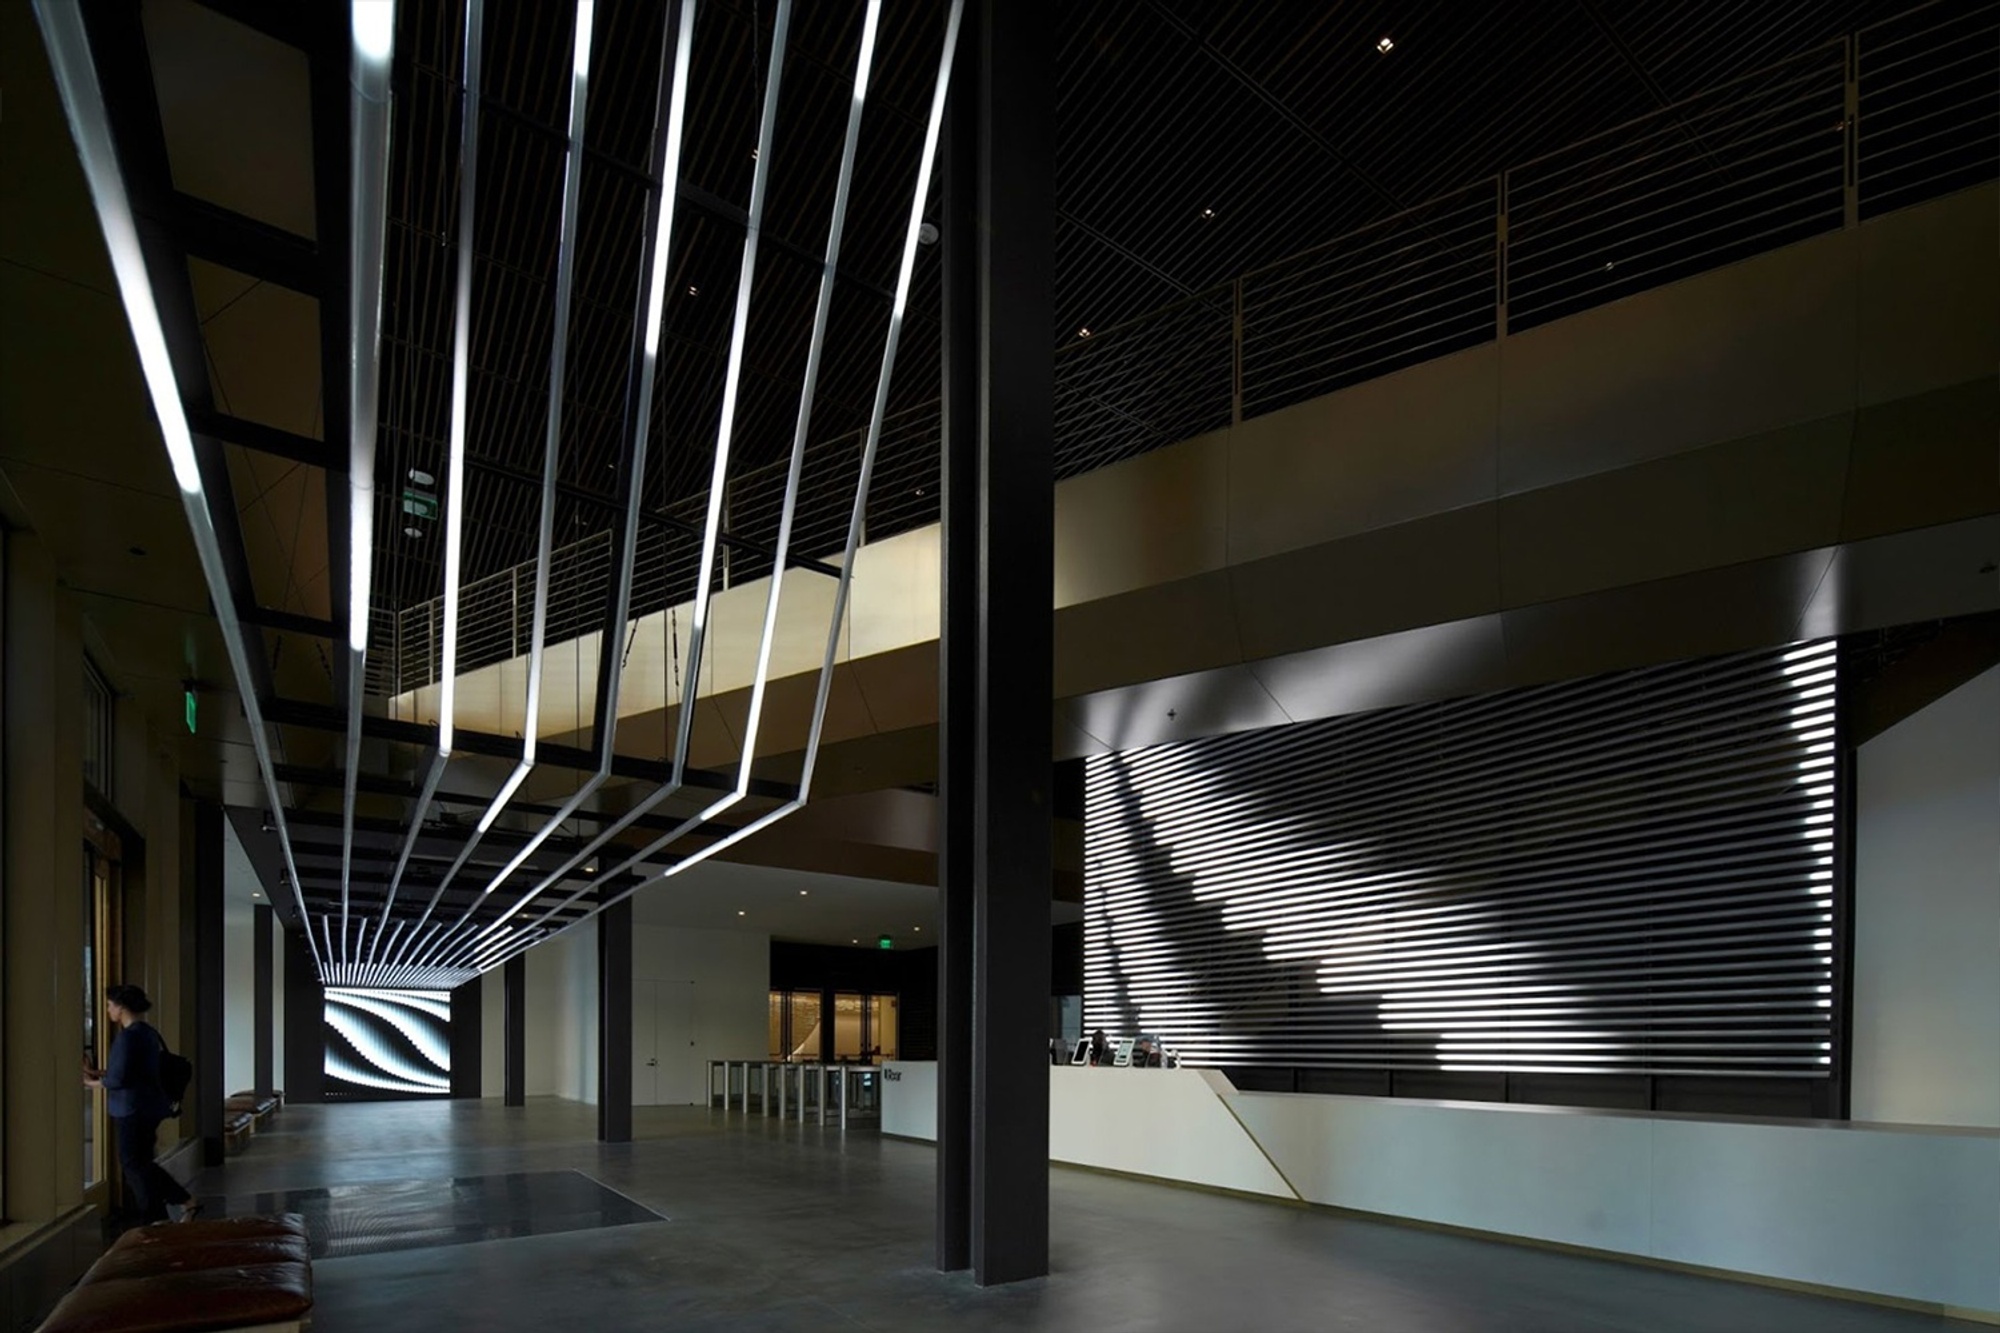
[472,0,967,975]
[413,0,698,971]
[32,0,328,975]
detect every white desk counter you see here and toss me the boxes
[878,1060,2000,1319]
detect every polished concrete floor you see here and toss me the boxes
[187,1099,1979,1332]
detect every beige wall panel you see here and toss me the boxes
[1840,377,2000,542]
[1799,514,2000,641]
[1226,343,1500,564]
[847,527,937,661]
[1054,570,1240,699]
[1228,505,1503,663]
[1498,229,1857,494]
[1248,615,1509,724]
[1499,550,1831,689]
[0,268,172,496]
[1856,184,2000,407]
[682,698,744,773]
[848,643,940,735]
[1053,431,1230,607]
[1498,416,1853,608]
[698,566,845,696]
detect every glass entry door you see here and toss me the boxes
[82,821,122,1206]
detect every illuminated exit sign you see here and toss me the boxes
[184,688,197,735]
[877,935,893,950]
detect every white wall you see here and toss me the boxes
[1853,663,2000,1128]
[481,968,503,1099]
[631,926,767,1105]
[220,820,258,1094]
[521,928,598,1102]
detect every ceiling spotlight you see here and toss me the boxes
[799,889,808,896]
[687,284,699,296]
[408,468,435,486]
[737,909,746,916]
[1377,35,1394,53]
[913,925,921,932]
[1200,207,1215,220]
[918,221,939,246]
[1077,327,1092,339]
[403,526,423,539]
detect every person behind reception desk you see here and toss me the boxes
[1134,1035,1162,1067]
[1087,1029,1111,1066]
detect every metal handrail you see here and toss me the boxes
[378,8,1994,698]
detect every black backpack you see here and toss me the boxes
[160,1048,193,1110]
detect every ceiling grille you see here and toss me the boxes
[1084,641,1843,1078]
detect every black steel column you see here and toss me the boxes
[955,0,1055,1288]
[503,953,526,1107]
[597,899,632,1142]
[252,903,274,1098]
[934,6,979,1276]
[192,801,227,1166]
[450,977,482,1099]
[281,928,323,1103]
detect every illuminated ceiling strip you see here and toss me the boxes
[383,0,490,963]
[440,0,866,969]
[341,0,399,972]
[474,0,967,976]
[426,0,700,960]
[33,1,324,975]
[411,0,699,969]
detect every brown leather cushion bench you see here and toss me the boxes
[224,1094,280,1126]
[223,1113,256,1153]
[39,1215,312,1333]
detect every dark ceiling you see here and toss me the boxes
[372,0,1954,615]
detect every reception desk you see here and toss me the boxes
[877,1061,2000,1320]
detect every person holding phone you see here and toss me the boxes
[83,984,198,1224]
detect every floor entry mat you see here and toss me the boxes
[198,1170,663,1259]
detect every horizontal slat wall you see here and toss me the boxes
[1084,642,1841,1079]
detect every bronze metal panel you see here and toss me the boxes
[1498,415,1852,608]
[1499,549,1832,689]
[1053,569,1240,698]
[1247,614,1508,723]
[1053,430,1229,608]
[1060,662,1292,754]
[1799,514,2000,640]
[1499,228,1857,495]
[0,267,178,496]
[848,642,940,734]
[142,0,317,239]
[1228,504,1503,662]
[188,259,322,441]
[1840,377,2000,542]
[1226,342,1500,564]
[1856,184,2000,408]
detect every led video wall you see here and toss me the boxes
[1084,641,1841,1078]
[324,987,452,1097]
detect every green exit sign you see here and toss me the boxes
[184,688,197,735]
[401,488,439,519]
[877,935,893,950]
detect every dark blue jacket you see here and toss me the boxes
[102,1021,175,1120]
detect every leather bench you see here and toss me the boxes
[223,1112,255,1154]
[39,1214,313,1333]
[224,1093,281,1129]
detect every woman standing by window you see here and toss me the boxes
[82,985,197,1224]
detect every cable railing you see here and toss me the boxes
[377,5,1996,699]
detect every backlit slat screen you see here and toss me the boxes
[324,987,453,1097]
[1084,642,1840,1078]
